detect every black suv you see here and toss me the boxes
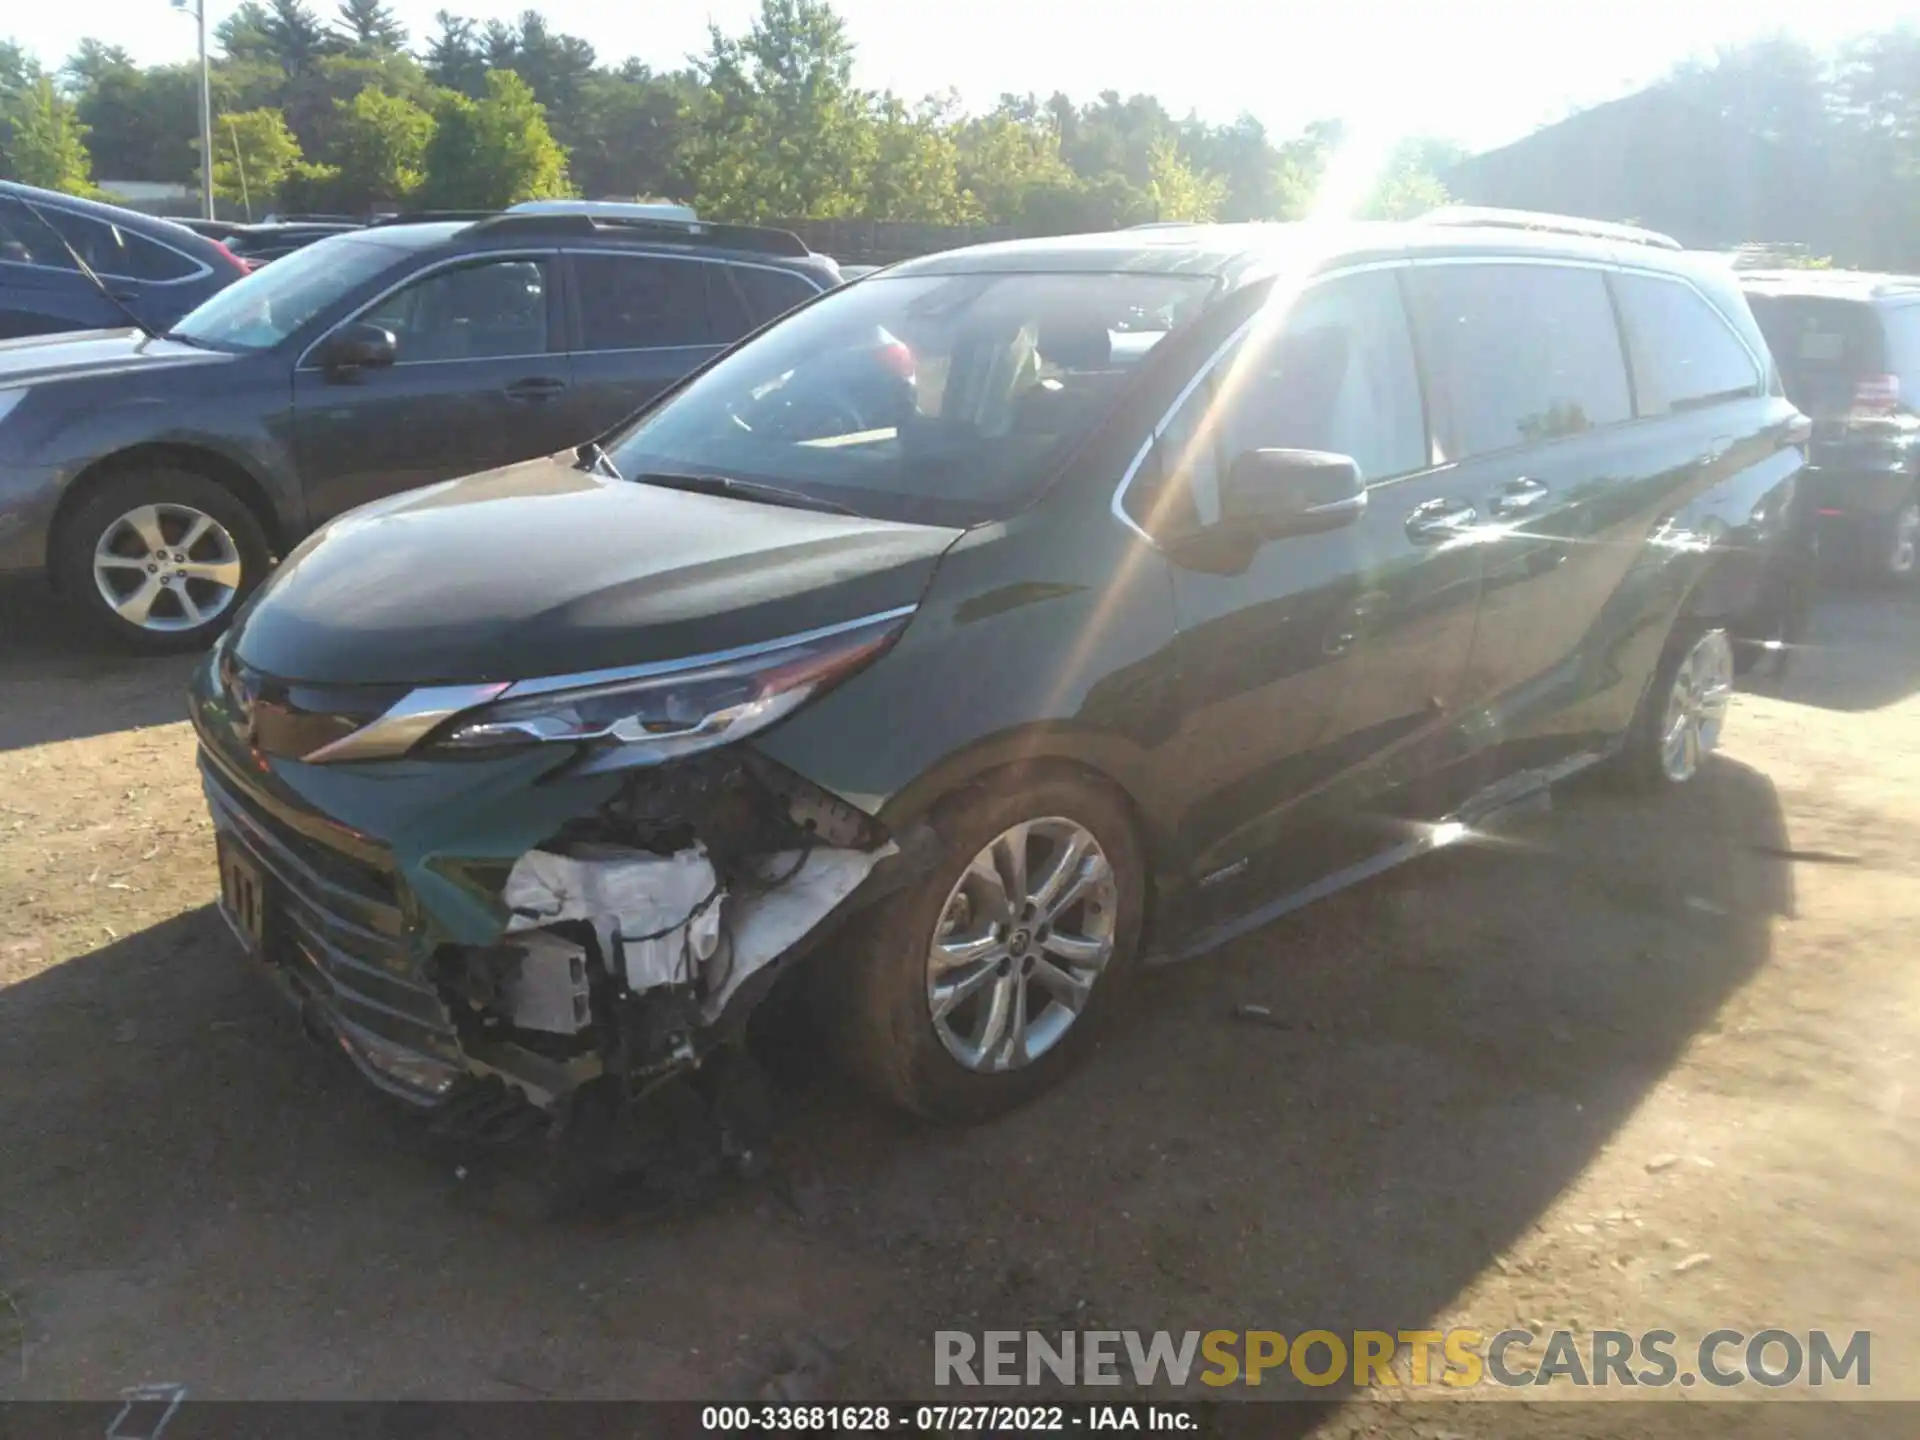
[0,212,839,648]
[191,211,1809,1131]
[1742,270,1920,582]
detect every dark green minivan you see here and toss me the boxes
[190,213,1807,1136]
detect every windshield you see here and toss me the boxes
[604,271,1216,526]
[168,234,401,352]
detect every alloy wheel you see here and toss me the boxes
[1659,629,1735,783]
[927,817,1118,1073]
[92,502,244,633]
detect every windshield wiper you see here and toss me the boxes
[575,441,623,481]
[17,194,161,342]
[628,470,862,518]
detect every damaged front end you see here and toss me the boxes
[190,614,924,1141]
[434,750,900,1117]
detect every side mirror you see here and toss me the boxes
[1219,448,1366,538]
[316,322,397,376]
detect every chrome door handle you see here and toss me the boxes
[1405,498,1478,543]
[1489,477,1549,517]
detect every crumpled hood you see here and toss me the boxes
[229,454,964,685]
[0,328,231,386]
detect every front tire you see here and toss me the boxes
[831,774,1145,1121]
[1608,623,1735,791]
[53,467,272,653]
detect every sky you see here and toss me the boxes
[10,0,1916,153]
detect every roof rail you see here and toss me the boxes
[1417,206,1683,252]
[463,210,813,258]
[367,209,500,227]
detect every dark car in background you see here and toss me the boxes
[224,221,365,267]
[0,211,839,649]
[188,214,1807,1142]
[0,181,248,338]
[1742,270,1920,582]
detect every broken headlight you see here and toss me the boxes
[424,609,912,770]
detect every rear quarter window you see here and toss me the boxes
[1611,272,1764,415]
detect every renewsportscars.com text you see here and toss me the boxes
[934,1328,1871,1389]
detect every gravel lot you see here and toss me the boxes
[2,577,1916,1430]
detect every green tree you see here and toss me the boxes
[866,94,974,222]
[333,0,407,55]
[1,74,93,193]
[417,70,568,207]
[61,40,135,91]
[1143,135,1224,221]
[957,109,1075,224]
[565,66,697,201]
[206,107,302,213]
[685,0,875,220]
[419,11,486,97]
[328,84,432,206]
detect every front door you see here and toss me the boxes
[1156,267,1483,905]
[291,253,575,523]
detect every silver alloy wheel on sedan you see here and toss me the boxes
[1659,628,1735,783]
[927,817,1118,1073]
[1888,500,1919,577]
[92,502,244,633]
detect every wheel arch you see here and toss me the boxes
[47,442,286,590]
[870,731,1180,935]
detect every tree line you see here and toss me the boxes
[2,5,1916,252]
[0,0,1454,225]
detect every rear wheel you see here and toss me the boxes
[1608,624,1735,791]
[831,775,1145,1121]
[54,467,271,653]
[1873,495,1919,583]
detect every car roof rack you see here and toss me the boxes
[462,210,813,258]
[1416,206,1683,252]
[367,209,500,226]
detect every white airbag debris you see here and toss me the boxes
[500,841,892,1004]
[503,845,722,991]
[704,844,893,1017]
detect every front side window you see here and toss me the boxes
[1408,263,1632,460]
[573,254,721,352]
[171,234,400,352]
[360,257,550,363]
[1125,270,1427,535]
[1612,272,1763,415]
[605,270,1215,526]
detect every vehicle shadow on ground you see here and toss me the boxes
[0,756,1790,1412]
[1745,588,1920,713]
[0,580,201,753]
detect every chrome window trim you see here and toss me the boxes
[0,198,214,286]
[1109,253,1767,547]
[560,247,828,355]
[303,604,919,762]
[295,249,560,372]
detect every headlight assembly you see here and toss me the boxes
[419,606,914,772]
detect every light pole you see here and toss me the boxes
[171,0,214,220]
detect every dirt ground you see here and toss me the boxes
[2,575,1917,1431]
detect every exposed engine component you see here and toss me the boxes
[429,749,906,1111]
[500,929,593,1036]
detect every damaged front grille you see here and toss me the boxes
[200,751,467,1101]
